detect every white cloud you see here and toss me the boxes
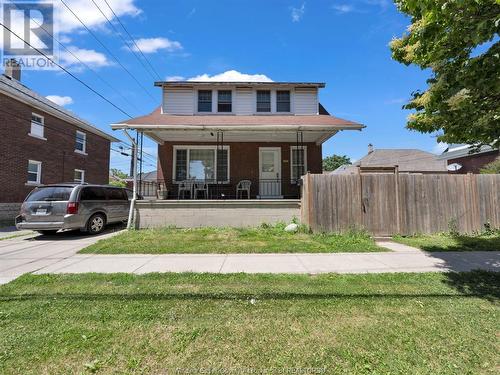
[188,70,273,82]
[290,3,305,22]
[130,37,183,54]
[332,4,355,14]
[187,8,196,18]
[46,95,74,106]
[60,46,111,67]
[57,0,141,34]
[166,75,185,81]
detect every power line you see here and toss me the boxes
[9,2,144,115]
[101,0,162,80]
[89,0,159,81]
[59,0,157,102]
[0,21,134,119]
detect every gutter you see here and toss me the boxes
[111,123,365,132]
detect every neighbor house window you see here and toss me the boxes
[74,169,85,183]
[217,90,232,112]
[30,113,45,138]
[256,90,271,112]
[174,146,230,183]
[198,90,212,112]
[75,131,86,153]
[27,160,42,184]
[277,90,291,112]
[290,146,307,182]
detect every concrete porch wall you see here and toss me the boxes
[135,200,301,228]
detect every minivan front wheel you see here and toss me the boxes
[87,213,106,235]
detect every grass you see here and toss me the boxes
[393,232,500,252]
[80,225,383,254]
[0,272,498,374]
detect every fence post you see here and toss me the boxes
[395,165,401,234]
[306,173,313,230]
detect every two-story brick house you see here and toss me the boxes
[0,63,117,221]
[113,81,363,199]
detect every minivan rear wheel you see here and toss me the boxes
[86,213,106,235]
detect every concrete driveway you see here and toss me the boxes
[0,228,498,285]
[0,227,123,284]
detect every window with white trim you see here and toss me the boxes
[174,146,230,183]
[256,90,271,112]
[74,169,85,183]
[27,160,42,184]
[217,90,232,112]
[277,90,291,112]
[290,146,307,182]
[30,113,44,138]
[198,90,212,112]
[75,131,86,153]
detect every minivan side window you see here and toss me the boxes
[80,187,107,201]
[107,188,127,200]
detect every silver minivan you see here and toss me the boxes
[16,184,133,235]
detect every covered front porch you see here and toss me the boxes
[117,125,338,200]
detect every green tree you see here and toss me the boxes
[480,158,500,174]
[109,168,127,187]
[323,155,351,171]
[390,0,499,148]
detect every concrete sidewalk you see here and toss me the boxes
[0,230,498,285]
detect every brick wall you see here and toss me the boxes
[448,151,499,174]
[157,141,322,198]
[0,93,111,203]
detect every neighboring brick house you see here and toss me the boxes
[0,64,117,221]
[438,144,499,174]
[112,81,363,199]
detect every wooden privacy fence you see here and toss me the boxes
[301,173,500,236]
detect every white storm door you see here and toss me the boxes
[259,147,282,197]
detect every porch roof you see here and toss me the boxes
[112,107,364,144]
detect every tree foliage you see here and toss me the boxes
[390,0,500,148]
[323,155,351,171]
[480,157,500,174]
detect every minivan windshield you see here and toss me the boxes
[26,187,73,202]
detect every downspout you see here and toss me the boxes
[123,130,137,230]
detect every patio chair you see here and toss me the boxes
[236,180,251,199]
[178,180,193,199]
[193,181,209,199]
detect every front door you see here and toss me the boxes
[258,147,282,198]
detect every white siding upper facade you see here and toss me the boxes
[161,85,319,115]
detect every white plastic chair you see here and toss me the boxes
[236,180,251,199]
[193,181,209,199]
[178,180,193,199]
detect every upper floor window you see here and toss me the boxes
[75,131,86,154]
[74,169,85,183]
[27,160,42,184]
[217,90,232,112]
[30,113,45,139]
[277,90,291,112]
[198,90,212,112]
[256,90,271,112]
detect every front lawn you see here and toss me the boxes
[80,225,382,254]
[0,272,498,374]
[393,232,500,252]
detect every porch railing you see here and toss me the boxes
[136,179,301,200]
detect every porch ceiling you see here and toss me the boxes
[142,129,337,144]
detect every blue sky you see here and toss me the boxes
[2,0,442,172]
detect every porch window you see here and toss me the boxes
[277,90,290,112]
[198,90,212,112]
[217,90,232,112]
[256,90,271,112]
[290,146,307,182]
[174,146,230,183]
